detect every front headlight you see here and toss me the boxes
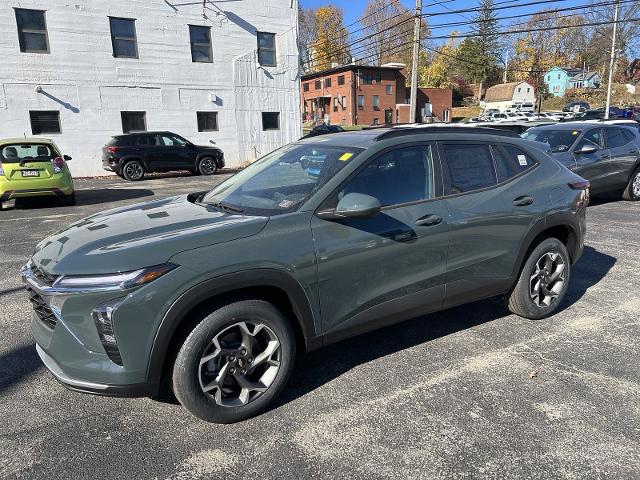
[54,263,177,291]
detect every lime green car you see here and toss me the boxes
[0,138,75,209]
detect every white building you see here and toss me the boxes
[482,81,536,112]
[0,0,301,177]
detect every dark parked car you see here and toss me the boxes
[302,124,345,138]
[522,122,640,200]
[102,131,224,181]
[563,101,590,113]
[24,128,588,423]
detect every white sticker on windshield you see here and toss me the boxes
[517,154,528,166]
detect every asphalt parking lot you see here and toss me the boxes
[1,173,639,479]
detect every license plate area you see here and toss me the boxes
[21,170,40,177]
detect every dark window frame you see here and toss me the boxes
[262,112,280,131]
[120,111,147,134]
[109,17,139,59]
[303,83,309,92]
[314,80,321,90]
[189,25,213,63]
[257,31,276,67]
[15,8,50,54]
[29,111,61,135]
[337,75,345,86]
[197,111,219,132]
[357,95,364,111]
[386,84,392,95]
[324,78,332,88]
[373,95,380,111]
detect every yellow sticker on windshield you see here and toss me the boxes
[339,152,353,161]
[572,131,579,135]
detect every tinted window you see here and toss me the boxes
[30,111,60,134]
[136,135,159,146]
[257,32,276,66]
[15,8,49,53]
[342,146,434,207]
[620,128,636,143]
[121,111,146,133]
[522,128,581,153]
[262,112,279,130]
[442,144,496,194]
[110,18,138,58]
[189,25,212,63]
[159,134,187,146]
[197,112,218,132]
[575,128,604,150]
[605,127,626,148]
[494,145,536,182]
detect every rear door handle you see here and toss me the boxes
[415,214,442,227]
[513,196,534,206]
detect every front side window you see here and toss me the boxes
[159,134,188,146]
[442,144,497,194]
[110,17,138,58]
[257,32,276,66]
[341,145,434,207]
[262,112,279,130]
[604,127,627,148]
[121,111,146,133]
[30,111,60,134]
[575,128,604,150]
[197,112,218,132]
[189,25,212,63]
[202,144,362,216]
[15,8,49,53]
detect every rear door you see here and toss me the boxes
[604,127,639,188]
[438,141,546,307]
[573,127,611,191]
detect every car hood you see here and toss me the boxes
[32,195,268,275]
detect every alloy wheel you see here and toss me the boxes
[124,162,144,180]
[633,171,640,198]
[198,321,281,407]
[199,158,217,175]
[529,252,566,307]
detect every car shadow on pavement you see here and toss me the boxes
[588,192,625,206]
[9,188,155,210]
[275,245,616,410]
[0,343,42,395]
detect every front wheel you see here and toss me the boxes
[506,238,571,319]
[172,299,296,423]
[197,157,218,175]
[622,167,640,201]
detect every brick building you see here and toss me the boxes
[301,63,452,126]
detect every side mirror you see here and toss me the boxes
[574,144,598,155]
[209,140,216,145]
[317,193,382,220]
[63,154,72,161]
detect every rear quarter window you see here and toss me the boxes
[493,144,537,182]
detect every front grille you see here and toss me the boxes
[27,287,57,329]
[30,264,59,287]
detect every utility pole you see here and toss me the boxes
[409,0,422,124]
[604,0,619,120]
[503,50,509,83]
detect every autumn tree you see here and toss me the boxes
[302,6,350,72]
[420,33,459,88]
[298,7,316,71]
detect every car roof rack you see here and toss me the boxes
[374,126,520,141]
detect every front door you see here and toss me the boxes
[155,133,194,169]
[384,109,393,124]
[572,127,612,192]
[311,144,450,342]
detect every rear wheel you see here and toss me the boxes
[197,157,218,176]
[171,299,295,423]
[622,168,640,201]
[122,160,145,181]
[506,238,571,319]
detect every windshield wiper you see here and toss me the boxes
[203,200,244,214]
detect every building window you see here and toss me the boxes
[109,17,138,58]
[333,97,339,112]
[338,75,345,85]
[527,87,530,93]
[303,83,309,92]
[15,9,49,53]
[189,25,212,63]
[121,111,146,133]
[315,80,321,90]
[373,95,380,111]
[375,73,382,84]
[360,73,372,85]
[197,112,218,132]
[357,95,364,110]
[262,112,279,130]
[373,118,379,125]
[257,32,276,67]
[341,96,347,111]
[324,78,332,88]
[386,84,392,95]
[557,74,561,79]
[30,111,60,134]
[517,87,521,92]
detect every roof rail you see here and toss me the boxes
[374,126,520,141]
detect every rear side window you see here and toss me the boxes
[442,144,496,194]
[136,135,159,146]
[620,128,636,143]
[493,145,536,182]
[605,127,627,148]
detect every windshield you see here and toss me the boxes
[201,143,363,216]
[521,129,581,153]
[0,143,60,163]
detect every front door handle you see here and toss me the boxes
[415,214,442,227]
[513,196,534,206]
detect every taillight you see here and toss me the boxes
[51,156,64,174]
[105,146,120,153]
[568,180,590,190]
[0,162,4,176]
[569,180,590,208]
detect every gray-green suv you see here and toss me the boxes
[23,128,588,423]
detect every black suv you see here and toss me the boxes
[102,131,224,181]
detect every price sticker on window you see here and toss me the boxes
[517,154,528,166]
[339,152,353,161]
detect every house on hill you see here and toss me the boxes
[482,81,535,111]
[544,66,602,97]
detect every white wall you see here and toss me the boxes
[0,0,301,176]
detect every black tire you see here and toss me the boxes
[61,192,76,206]
[121,160,145,181]
[505,238,571,320]
[622,167,640,201]
[172,299,296,423]
[197,156,218,176]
